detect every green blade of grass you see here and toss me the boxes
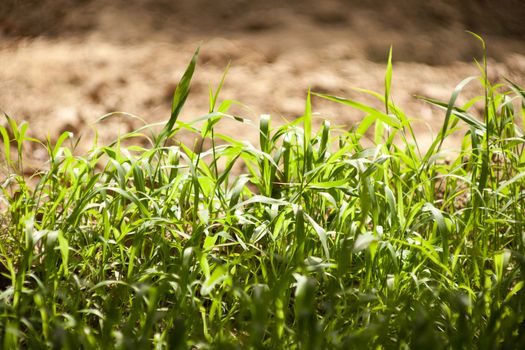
[314,92,401,129]
[159,47,200,142]
[385,46,393,115]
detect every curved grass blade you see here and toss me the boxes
[314,93,401,129]
[159,47,200,142]
[418,76,480,161]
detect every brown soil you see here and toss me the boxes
[1,0,524,168]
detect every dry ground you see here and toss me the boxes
[1,0,524,168]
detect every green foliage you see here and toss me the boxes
[1,44,525,349]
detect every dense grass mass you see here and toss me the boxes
[1,43,525,349]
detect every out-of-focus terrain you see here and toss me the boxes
[1,0,524,167]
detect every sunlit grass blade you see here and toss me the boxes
[159,47,200,142]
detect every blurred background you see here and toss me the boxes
[1,0,525,160]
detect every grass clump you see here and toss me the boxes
[1,43,525,349]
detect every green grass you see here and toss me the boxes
[1,43,525,349]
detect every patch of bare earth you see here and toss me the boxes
[1,0,524,169]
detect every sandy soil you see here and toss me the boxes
[1,0,525,169]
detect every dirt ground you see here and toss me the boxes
[1,0,525,169]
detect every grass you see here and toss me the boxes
[1,41,525,349]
